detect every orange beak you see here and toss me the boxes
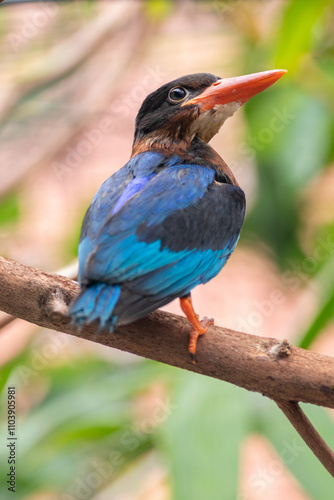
[185,69,287,110]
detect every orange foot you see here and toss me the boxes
[180,295,214,363]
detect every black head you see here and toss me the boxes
[133,73,220,146]
[132,70,287,153]
[135,73,218,134]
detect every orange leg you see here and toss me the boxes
[180,294,214,363]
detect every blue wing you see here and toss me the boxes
[78,151,163,280]
[71,151,245,328]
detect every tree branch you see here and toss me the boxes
[276,401,334,477]
[1,256,334,476]
[1,255,333,408]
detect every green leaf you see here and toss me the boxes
[144,0,173,21]
[299,290,334,349]
[0,191,20,226]
[298,243,334,348]
[275,0,329,72]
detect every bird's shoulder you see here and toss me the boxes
[82,151,217,232]
[80,151,165,238]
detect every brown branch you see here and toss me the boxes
[1,255,333,408]
[276,401,334,477]
[1,255,334,477]
[0,259,78,332]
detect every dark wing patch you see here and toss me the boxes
[136,182,245,252]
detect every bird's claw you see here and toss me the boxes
[200,316,214,329]
[188,316,214,363]
[189,351,197,364]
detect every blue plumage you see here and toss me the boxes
[70,151,245,329]
[69,283,120,331]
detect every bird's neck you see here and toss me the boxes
[131,135,240,187]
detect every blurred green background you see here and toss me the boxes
[0,1,334,499]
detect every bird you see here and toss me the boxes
[68,69,286,361]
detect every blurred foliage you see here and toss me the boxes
[243,0,334,267]
[239,0,334,347]
[248,397,334,500]
[244,86,333,262]
[274,0,330,72]
[63,212,85,262]
[0,191,20,226]
[300,291,334,349]
[1,344,334,500]
[1,1,334,499]
[0,351,169,499]
[144,0,174,21]
[160,373,249,500]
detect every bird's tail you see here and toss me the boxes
[68,283,121,332]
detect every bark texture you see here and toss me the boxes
[1,256,334,409]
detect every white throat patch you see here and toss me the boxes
[189,101,241,142]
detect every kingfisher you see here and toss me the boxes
[69,69,286,361]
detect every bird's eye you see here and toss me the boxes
[168,87,188,103]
